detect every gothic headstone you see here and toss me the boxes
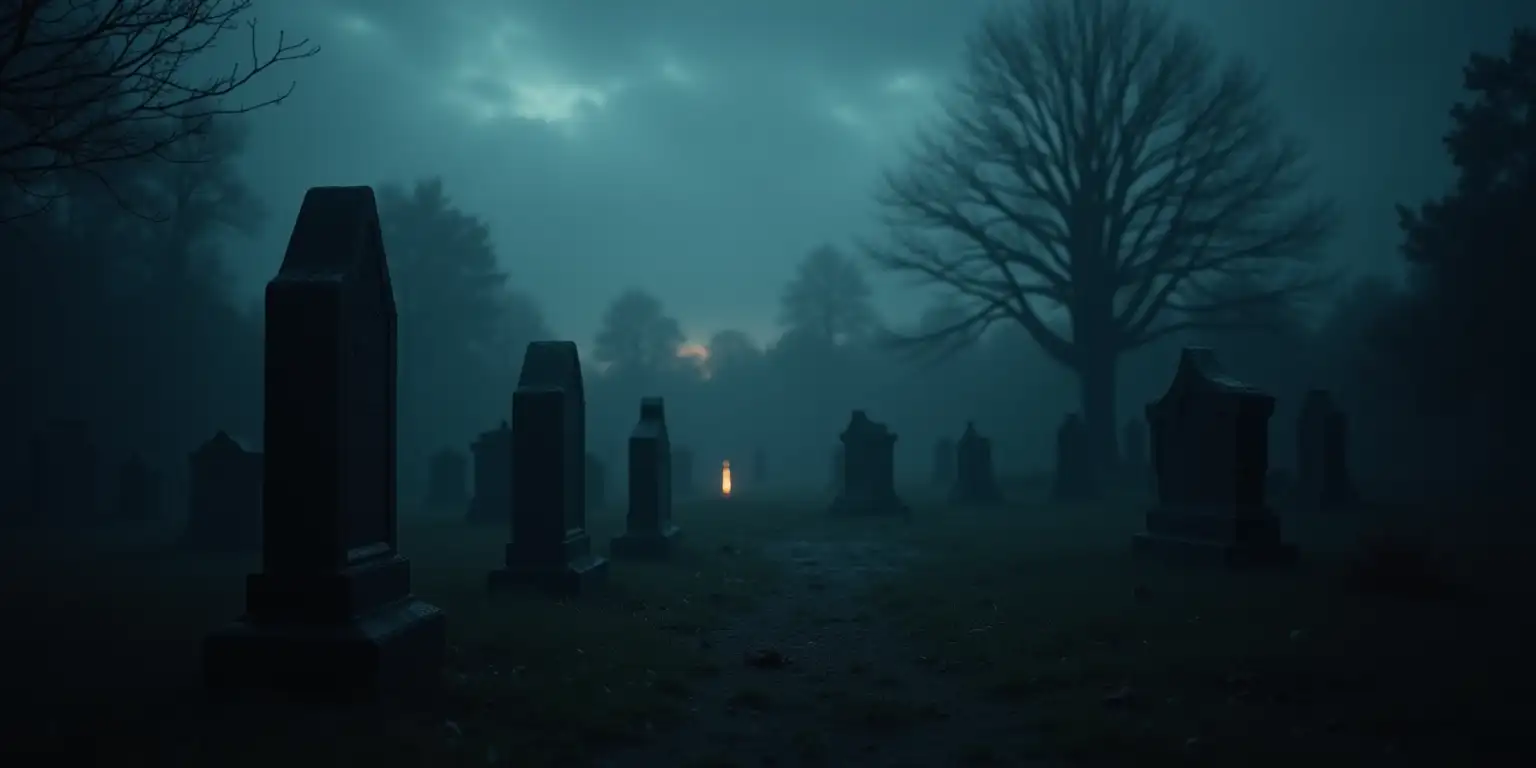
[28,420,100,525]
[117,454,160,522]
[672,445,697,498]
[951,422,1002,505]
[1295,389,1357,510]
[425,448,468,512]
[612,397,680,558]
[184,432,263,550]
[467,422,512,523]
[1051,414,1096,501]
[489,341,609,595]
[586,453,607,511]
[931,438,956,488]
[1133,348,1297,566]
[829,410,909,518]
[203,186,447,697]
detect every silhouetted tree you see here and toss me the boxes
[593,288,685,381]
[0,0,317,217]
[704,329,762,382]
[866,0,1333,475]
[778,244,878,347]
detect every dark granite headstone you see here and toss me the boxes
[672,445,696,498]
[489,341,608,595]
[468,422,512,523]
[116,454,160,522]
[951,422,1002,505]
[1133,347,1297,567]
[184,431,263,550]
[425,448,468,512]
[612,397,680,558]
[1051,414,1092,501]
[28,420,99,526]
[1295,389,1357,511]
[931,438,956,488]
[829,410,909,518]
[203,186,447,698]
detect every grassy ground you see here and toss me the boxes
[0,496,809,767]
[865,486,1534,767]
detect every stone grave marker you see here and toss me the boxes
[1051,414,1092,501]
[28,420,100,525]
[829,410,909,518]
[612,397,680,558]
[931,437,956,488]
[489,340,609,595]
[184,431,263,550]
[203,186,447,697]
[467,422,512,523]
[1295,389,1357,510]
[425,448,468,512]
[1133,347,1297,567]
[951,422,1002,505]
[116,454,160,522]
[672,445,697,498]
[585,453,607,512]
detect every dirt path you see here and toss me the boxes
[599,537,1054,768]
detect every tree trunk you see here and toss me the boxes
[1076,349,1120,487]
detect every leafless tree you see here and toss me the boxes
[866,0,1333,474]
[0,0,318,217]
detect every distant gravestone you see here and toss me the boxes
[951,422,1002,505]
[203,186,447,697]
[1134,347,1297,567]
[467,422,512,523]
[830,410,909,518]
[489,341,608,595]
[1295,389,1357,511]
[28,420,100,526]
[425,448,468,512]
[612,397,680,558]
[586,453,607,512]
[1051,414,1092,501]
[184,431,263,550]
[672,446,697,498]
[116,454,160,522]
[931,438,956,488]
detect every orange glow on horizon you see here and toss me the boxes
[677,342,709,360]
[721,460,732,497]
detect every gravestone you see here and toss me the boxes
[467,422,512,523]
[951,422,1002,505]
[931,438,956,488]
[612,397,680,558]
[28,420,100,525]
[585,453,607,512]
[1123,419,1148,470]
[672,445,697,498]
[425,448,468,512]
[204,186,447,697]
[1133,347,1297,567]
[489,341,609,595]
[829,410,909,518]
[1051,414,1092,501]
[116,454,160,522]
[1295,389,1357,510]
[184,431,263,550]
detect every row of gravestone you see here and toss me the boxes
[829,416,1005,513]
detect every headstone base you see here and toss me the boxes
[1133,505,1296,566]
[610,524,681,559]
[1132,532,1298,567]
[202,597,447,699]
[489,533,608,596]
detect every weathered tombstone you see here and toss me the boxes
[586,453,607,512]
[931,438,956,488]
[1133,348,1297,567]
[672,445,697,498]
[612,397,680,558]
[829,410,909,518]
[1295,389,1357,510]
[951,422,1002,505]
[28,420,100,525]
[1051,414,1092,501]
[1123,419,1148,470]
[184,431,263,550]
[489,341,609,595]
[425,448,468,512]
[117,454,160,522]
[467,422,512,523]
[203,186,447,697]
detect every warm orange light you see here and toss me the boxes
[721,460,732,497]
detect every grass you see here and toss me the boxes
[0,496,808,767]
[866,485,1535,767]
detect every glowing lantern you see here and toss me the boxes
[721,460,732,497]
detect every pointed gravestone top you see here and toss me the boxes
[640,396,666,423]
[1170,348,1263,396]
[633,397,669,441]
[961,421,979,441]
[518,341,584,398]
[198,431,244,456]
[274,186,391,295]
